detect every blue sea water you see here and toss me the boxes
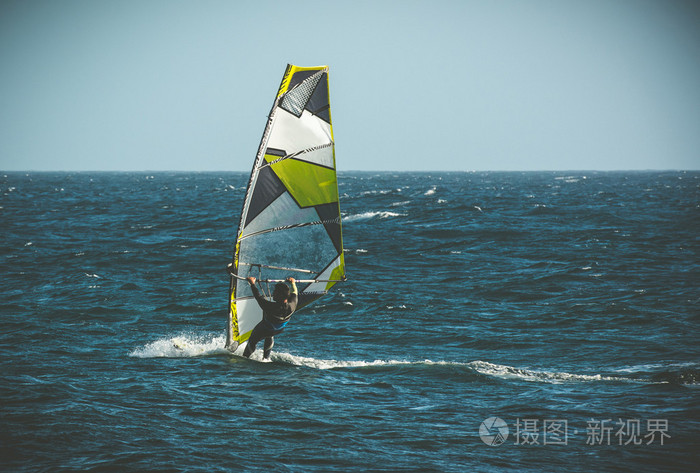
[1,171,699,472]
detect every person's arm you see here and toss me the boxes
[287,277,297,296]
[286,277,298,311]
[247,277,267,306]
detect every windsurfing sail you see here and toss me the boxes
[226,64,345,351]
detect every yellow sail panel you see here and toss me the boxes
[266,155,338,208]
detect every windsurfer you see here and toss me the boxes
[242,276,298,359]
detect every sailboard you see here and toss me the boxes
[226,64,345,352]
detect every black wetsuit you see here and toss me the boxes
[243,283,297,359]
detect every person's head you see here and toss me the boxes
[273,282,290,303]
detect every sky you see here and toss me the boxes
[1,0,699,172]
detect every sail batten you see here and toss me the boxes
[239,218,340,241]
[227,64,344,350]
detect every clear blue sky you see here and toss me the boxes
[1,0,699,171]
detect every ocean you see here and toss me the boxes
[1,171,698,472]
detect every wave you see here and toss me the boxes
[276,357,642,384]
[129,333,230,358]
[271,357,658,385]
[613,362,700,385]
[466,361,635,384]
[360,189,393,196]
[344,211,403,221]
[613,361,698,374]
[469,361,698,385]
[272,352,421,370]
[129,335,695,385]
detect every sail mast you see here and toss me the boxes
[226,66,292,348]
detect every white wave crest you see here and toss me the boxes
[613,361,700,374]
[129,334,230,358]
[467,360,631,384]
[276,356,632,384]
[344,211,403,221]
[271,352,419,370]
[360,189,392,196]
[129,339,647,384]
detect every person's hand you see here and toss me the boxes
[286,277,295,284]
[247,276,257,285]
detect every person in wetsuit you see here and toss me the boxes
[242,276,297,359]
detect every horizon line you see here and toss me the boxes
[2,169,698,174]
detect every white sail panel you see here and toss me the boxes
[270,108,333,146]
[241,191,322,239]
[302,254,345,294]
[234,299,263,339]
